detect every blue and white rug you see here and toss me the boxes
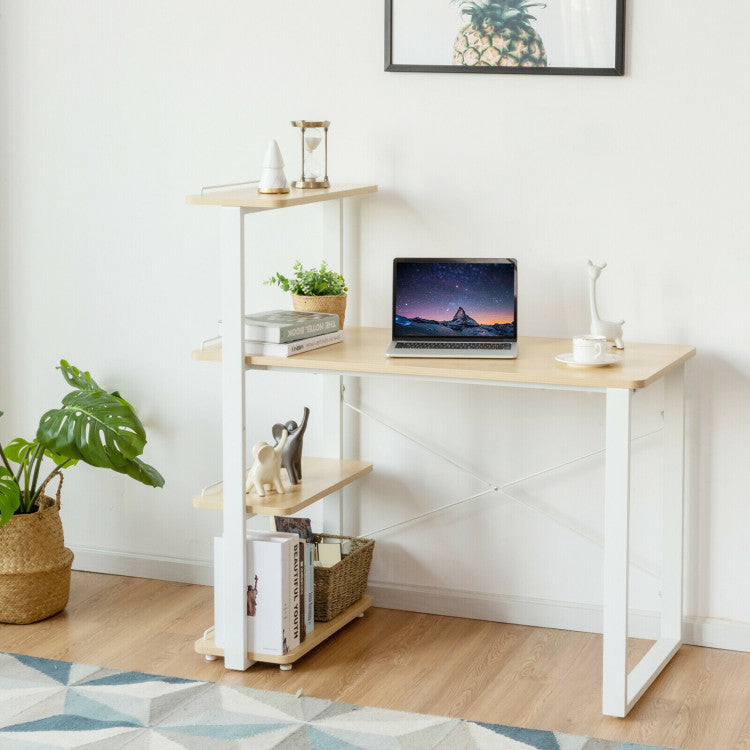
[0,652,677,749]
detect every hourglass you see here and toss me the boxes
[291,120,330,188]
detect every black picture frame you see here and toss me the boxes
[385,0,625,76]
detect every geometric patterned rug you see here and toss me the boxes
[0,653,679,749]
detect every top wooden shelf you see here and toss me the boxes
[185,183,377,209]
[193,328,696,390]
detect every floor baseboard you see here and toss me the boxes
[367,580,750,653]
[71,545,213,586]
[70,549,750,653]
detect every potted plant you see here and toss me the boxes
[264,260,348,328]
[0,360,164,624]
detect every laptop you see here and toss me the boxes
[386,258,518,358]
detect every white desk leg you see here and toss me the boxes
[602,371,685,716]
[220,207,251,671]
[602,387,632,717]
[619,368,683,711]
[661,365,685,641]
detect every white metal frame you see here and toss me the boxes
[215,201,686,716]
[217,200,349,671]
[602,368,685,716]
[220,206,252,670]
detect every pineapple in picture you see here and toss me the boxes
[451,0,547,68]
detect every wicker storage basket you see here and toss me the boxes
[0,473,74,624]
[313,534,374,622]
[291,293,347,329]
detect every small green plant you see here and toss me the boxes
[0,360,164,528]
[264,260,347,297]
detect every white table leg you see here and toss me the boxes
[661,365,685,641]
[220,207,251,671]
[602,369,685,716]
[602,387,631,716]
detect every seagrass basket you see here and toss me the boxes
[291,293,346,329]
[0,473,74,624]
[312,533,374,622]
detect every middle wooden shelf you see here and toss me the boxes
[193,456,373,516]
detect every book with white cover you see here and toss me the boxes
[272,517,314,637]
[213,530,300,656]
[248,531,301,654]
[241,310,340,343]
[244,329,343,357]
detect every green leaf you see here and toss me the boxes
[264,261,346,297]
[57,360,102,391]
[120,456,165,488]
[2,438,36,465]
[58,360,137,412]
[37,389,147,469]
[0,468,21,527]
[3,437,78,469]
[109,390,135,412]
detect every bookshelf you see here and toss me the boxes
[188,183,378,671]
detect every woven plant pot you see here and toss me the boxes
[291,293,346,329]
[0,473,74,624]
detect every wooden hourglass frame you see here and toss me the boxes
[291,120,330,189]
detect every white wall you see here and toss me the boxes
[2,0,749,650]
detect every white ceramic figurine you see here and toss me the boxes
[587,260,625,349]
[246,429,288,497]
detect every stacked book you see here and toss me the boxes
[213,527,315,656]
[240,310,342,357]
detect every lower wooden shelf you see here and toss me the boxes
[194,594,373,666]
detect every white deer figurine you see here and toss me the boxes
[587,260,624,349]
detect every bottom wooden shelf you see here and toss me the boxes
[194,594,373,667]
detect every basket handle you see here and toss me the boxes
[37,471,64,508]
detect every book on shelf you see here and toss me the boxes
[291,537,303,645]
[274,516,315,636]
[303,540,314,635]
[224,310,340,344]
[315,541,343,568]
[213,530,301,656]
[274,516,313,543]
[244,329,343,357]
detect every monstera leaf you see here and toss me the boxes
[0,467,20,525]
[38,390,146,465]
[57,360,102,392]
[36,363,164,488]
[2,437,78,472]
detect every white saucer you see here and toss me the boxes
[555,352,622,367]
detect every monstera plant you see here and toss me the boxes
[0,360,164,528]
[0,360,164,624]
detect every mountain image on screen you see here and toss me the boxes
[395,306,515,338]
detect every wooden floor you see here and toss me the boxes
[2,572,749,750]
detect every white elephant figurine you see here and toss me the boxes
[246,429,288,497]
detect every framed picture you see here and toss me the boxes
[385,0,625,76]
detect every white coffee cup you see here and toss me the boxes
[572,334,608,364]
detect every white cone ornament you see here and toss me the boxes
[258,139,290,195]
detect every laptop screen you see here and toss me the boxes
[393,258,517,340]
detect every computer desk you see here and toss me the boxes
[198,326,696,717]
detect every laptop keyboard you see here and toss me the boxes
[395,342,511,350]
